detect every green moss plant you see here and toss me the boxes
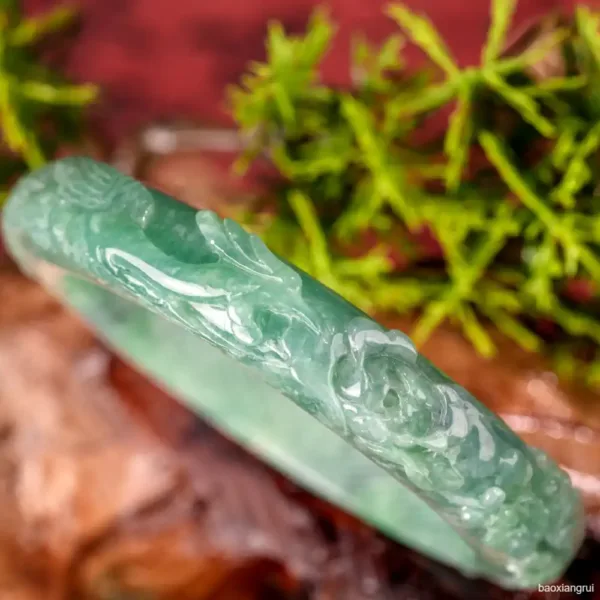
[231,0,600,388]
[0,0,97,203]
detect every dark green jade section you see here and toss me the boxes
[2,157,584,588]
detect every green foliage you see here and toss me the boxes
[230,0,600,387]
[0,1,97,191]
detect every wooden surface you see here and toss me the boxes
[0,138,599,597]
[0,271,336,599]
[0,269,504,600]
[0,244,598,598]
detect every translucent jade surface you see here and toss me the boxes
[2,158,584,588]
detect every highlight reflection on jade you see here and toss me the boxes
[2,157,584,589]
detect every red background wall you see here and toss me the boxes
[24,0,587,139]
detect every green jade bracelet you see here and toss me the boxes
[2,157,584,589]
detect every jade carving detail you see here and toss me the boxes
[2,157,584,588]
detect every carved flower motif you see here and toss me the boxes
[329,318,453,448]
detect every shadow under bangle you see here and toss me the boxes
[2,157,585,589]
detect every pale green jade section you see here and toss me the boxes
[2,157,584,588]
[61,275,480,576]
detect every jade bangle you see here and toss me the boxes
[2,157,584,589]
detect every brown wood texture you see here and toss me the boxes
[0,138,598,598]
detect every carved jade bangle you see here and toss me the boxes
[2,157,584,589]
